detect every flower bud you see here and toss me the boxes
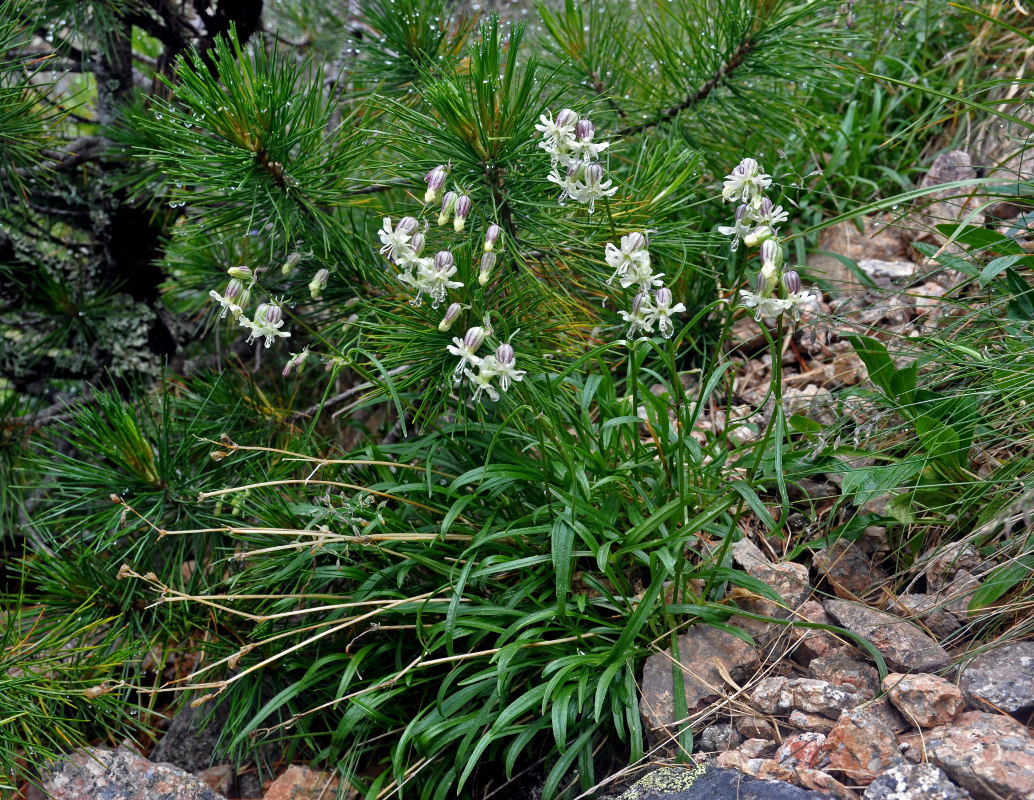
[397,216,420,237]
[409,232,426,257]
[424,164,447,203]
[655,287,672,308]
[282,349,309,377]
[760,238,782,271]
[462,326,486,352]
[484,224,502,253]
[264,303,284,325]
[479,251,496,286]
[757,196,773,216]
[433,250,454,271]
[736,157,757,176]
[438,191,458,226]
[224,278,245,301]
[631,291,648,315]
[556,108,578,127]
[782,269,801,295]
[585,162,604,186]
[281,251,302,275]
[228,265,252,279]
[755,273,767,296]
[495,343,515,367]
[453,195,471,232]
[438,302,463,332]
[575,118,594,141]
[309,268,329,299]
[626,232,649,252]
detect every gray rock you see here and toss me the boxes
[150,699,229,773]
[857,258,917,286]
[823,599,951,672]
[613,765,826,800]
[750,676,861,719]
[640,625,759,742]
[926,711,1034,799]
[889,594,961,639]
[864,763,973,800]
[809,650,879,699]
[959,642,1034,714]
[936,571,982,620]
[813,539,889,600]
[699,724,741,753]
[734,715,775,740]
[924,544,983,592]
[37,747,226,800]
[914,150,985,240]
[806,216,911,297]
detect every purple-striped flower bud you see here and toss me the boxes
[462,326,486,352]
[433,250,454,271]
[484,223,503,253]
[575,118,594,141]
[282,349,308,377]
[309,268,329,300]
[655,287,672,307]
[228,265,252,279]
[735,204,748,224]
[755,273,767,296]
[424,164,448,203]
[264,303,284,325]
[585,162,605,186]
[438,191,458,226]
[735,157,758,177]
[438,302,463,332]
[409,232,426,257]
[453,194,471,232]
[479,251,496,286]
[626,232,649,252]
[782,269,801,295]
[757,197,773,216]
[224,278,245,301]
[495,343,515,367]
[760,238,780,269]
[397,216,419,237]
[556,108,578,127]
[631,291,648,315]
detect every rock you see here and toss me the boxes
[795,768,860,800]
[882,673,965,728]
[974,96,1034,220]
[959,642,1034,715]
[864,763,973,800]
[825,708,904,784]
[857,259,917,286]
[735,715,775,740]
[197,766,233,796]
[789,601,841,664]
[776,731,828,770]
[731,538,770,572]
[640,624,759,741]
[750,676,861,718]
[863,697,911,734]
[807,216,911,297]
[924,544,983,592]
[888,594,961,639]
[900,732,926,764]
[262,765,344,800]
[809,651,879,700]
[739,738,776,758]
[789,710,836,734]
[926,711,1034,799]
[699,723,741,753]
[813,540,889,600]
[823,599,952,672]
[37,747,226,800]
[613,765,827,800]
[150,700,230,773]
[913,150,985,240]
[937,571,982,620]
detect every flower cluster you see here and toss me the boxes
[537,109,617,214]
[208,265,292,348]
[718,157,815,322]
[378,216,465,309]
[447,326,526,402]
[606,232,685,340]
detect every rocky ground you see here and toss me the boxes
[21,79,1034,800]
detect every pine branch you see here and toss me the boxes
[617,36,757,137]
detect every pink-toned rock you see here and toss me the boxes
[924,544,982,592]
[796,767,860,800]
[913,150,986,242]
[640,624,759,742]
[823,599,951,672]
[197,765,233,796]
[756,760,797,783]
[776,731,828,770]
[36,748,225,800]
[825,708,904,784]
[882,673,964,728]
[735,714,775,740]
[262,765,344,800]
[789,710,836,734]
[813,540,889,600]
[888,594,961,639]
[807,216,911,298]
[739,738,776,758]
[751,676,862,719]
[926,711,1034,800]
[863,697,911,734]
[789,600,841,663]
[809,651,879,700]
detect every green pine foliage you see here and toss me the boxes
[3,0,1034,797]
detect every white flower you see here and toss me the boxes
[721,157,772,206]
[377,216,419,263]
[209,289,243,320]
[574,163,617,215]
[448,326,486,382]
[239,302,291,348]
[548,163,582,205]
[535,108,578,158]
[717,204,753,249]
[739,290,792,321]
[488,343,526,392]
[619,292,655,338]
[650,287,686,339]
[605,233,651,285]
[464,367,500,402]
[754,201,789,229]
[570,118,609,162]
